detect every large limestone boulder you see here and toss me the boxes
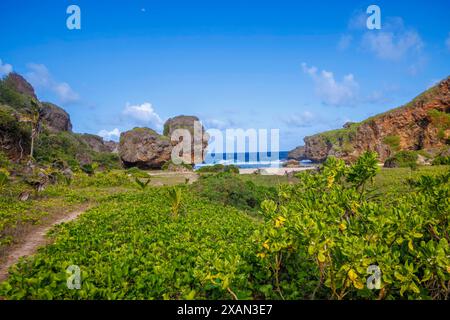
[119,115,209,169]
[40,102,73,132]
[163,115,208,164]
[119,128,172,169]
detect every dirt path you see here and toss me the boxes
[0,206,88,282]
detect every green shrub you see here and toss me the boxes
[196,164,239,174]
[253,152,450,299]
[432,155,450,165]
[161,160,193,171]
[92,152,121,170]
[81,164,95,176]
[0,77,34,111]
[384,151,418,168]
[126,167,150,178]
[34,131,119,170]
[193,172,277,211]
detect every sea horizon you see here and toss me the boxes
[196,151,313,169]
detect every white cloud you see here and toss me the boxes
[0,59,13,77]
[283,111,316,127]
[301,62,359,107]
[203,118,236,130]
[98,128,121,141]
[123,102,163,129]
[26,63,79,103]
[347,11,367,31]
[446,33,450,51]
[362,30,423,61]
[54,82,80,103]
[361,18,423,61]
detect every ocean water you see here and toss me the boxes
[195,151,312,169]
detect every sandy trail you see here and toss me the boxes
[0,207,88,282]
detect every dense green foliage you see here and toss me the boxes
[34,131,120,169]
[0,152,449,300]
[196,164,240,174]
[384,151,419,168]
[193,172,277,212]
[433,155,450,166]
[0,188,259,299]
[0,77,34,111]
[0,105,30,158]
[253,153,449,299]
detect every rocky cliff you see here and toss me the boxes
[40,102,73,133]
[289,77,450,163]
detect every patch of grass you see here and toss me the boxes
[371,165,449,196]
[383,135,401,151]
[196,164,239,174]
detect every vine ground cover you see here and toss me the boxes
[0,162,449,300]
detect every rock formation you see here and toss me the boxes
[0,72,119,165]
[119,115,208,169]
[287,146,306,160]
[3,73,37,99]
[119,128,172,169]
[40,102,73,132]
[289,76,450,163]
[80,134,118,153]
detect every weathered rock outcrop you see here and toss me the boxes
[3,73,37,99]
[41,102,73,132]
[104,140,119,154]
[290,76,450,163]
[287,146,306,160]
[164,115,208,164]
[119,128,172,169]
[120,115,208,169]
[79,134,118,153]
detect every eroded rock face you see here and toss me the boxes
[104,141,119,154]
[295,77,450,163]
[79,134,118,153]
[164,115,209,164]
[119,128,172,169]
[40,102,73,133]
[287,146,306,160]
[119,115,209,169]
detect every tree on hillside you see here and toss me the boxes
[17,99,42,161]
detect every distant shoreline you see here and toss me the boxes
[239,166,317,175]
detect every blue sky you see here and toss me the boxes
[0,0,449,150]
